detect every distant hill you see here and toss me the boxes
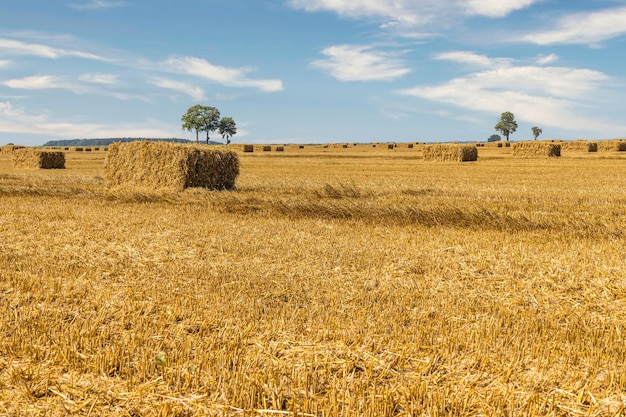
[42,138,222,146]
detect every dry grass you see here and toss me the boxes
[1,144,25,155]
[103,141,240,192]
[513,141,561,157]
[1,144,626,416]
[597,140,626,152]
[12,148,65,169]
[423,144,478,161]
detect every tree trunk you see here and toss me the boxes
[195,129,199,144]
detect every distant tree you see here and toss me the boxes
[219,117,237,145]
[532,126,542,141]
[200,107,221,144]
[181,104,205,144]
[494,111,518,142]
[487,134,501,142]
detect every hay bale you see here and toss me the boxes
[94,147,100,151]
[299,145,305,149]
[263,146,272,152]
[104,141,239,192]
[12,148,65,169]
[85,147,92,152]
[275,146,284,152]
[597,140,626,152]
[74,147,84,152]
[408,143,414,149]
[342,144,348,148]
[423,144,478,162]
[512,142,561,157]
[388,144,394,150]
[561,140,598,152]
[1,144,25,155]
[243,144,254,153]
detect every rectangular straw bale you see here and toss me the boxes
[275,146,285,152]
[408,143,414,149]
[423,144,478,162]
[263,146,272,152]
[243,144,254,152]
[12,148,65,169]
[104,141,239,192]
[512,141,561,157]
[561,140,598,152]
[597,140,626,152]
[1,145,25,155]
[388,144,394,149]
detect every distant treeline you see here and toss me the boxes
[41,138,220,147]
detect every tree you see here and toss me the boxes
[532,126,542,141]
[487,134,501,142]
[181,104,205,143]
[494,111,518,142]
[219,117,237,145]
[181,105,221,144]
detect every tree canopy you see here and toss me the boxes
[494,111,518,142]
[532,126,542,141]
[219,117,237,145]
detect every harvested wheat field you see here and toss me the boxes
[1,143,626,416]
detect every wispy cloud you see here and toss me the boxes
[0,101,180,138]
[68,1,128,11]
[434,51,513,68]
[288,0,539,27]
[149,77,205,100]
[398,54,613,133]
[0,60,10,68]
[311,44,410,81]
[0,37,106,61]
[2,75,84,92]
[162,56,283,92]
[78,73,119,85]
[523,6,626,45]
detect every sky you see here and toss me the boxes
[1,0,626,146]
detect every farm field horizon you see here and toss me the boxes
[1,144,626,416]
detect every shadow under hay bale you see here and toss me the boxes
[423,144,478,162]
[512,142,561,157]
[104,141,239,192]
[243,144,254,153]
[561,141,598,153]
[12,149,65,169]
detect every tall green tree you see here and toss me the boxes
[201,107,221,144]
[181,104,205,143]
[219,117,237,145]
[532,126,542,140]
[494,111,518,142]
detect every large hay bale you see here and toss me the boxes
[12,148,65,169]
[423,144,478,162]
[1,144,25,155]
[597,140,626,152]
[243,144,254,153]
[104,141,239,192]
[275,146,285,152]
[408,143,414,149]
[262,146,272,152]
[561,140,598,152]
[512,142,561,157]
[388,144,394,150]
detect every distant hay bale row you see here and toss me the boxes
[512,142,561,157]
[1,144,25,155]
[485,142,511,148]
[424,144,478,162]
[561,141,598,152]
[12,148,65,169]
[104,141,239,192]
[597,140,626,152]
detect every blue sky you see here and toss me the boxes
[1,0,626,145]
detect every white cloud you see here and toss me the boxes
[78,73,119,85]
[535,53,558,65]
[464,0,537,17]
[149,77,205,100]
[434,51,513,68]
[163,56,283,92]
[68,1,128,10]
[0,102,180,139]
[2,75,82,91]
[398,56,614,133]
[288,0,539,26]
[311,44,410,81]
[0,37,105,61]
[0,60,10,68]
[523,6,626,45]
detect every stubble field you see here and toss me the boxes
[1,143,626,416]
